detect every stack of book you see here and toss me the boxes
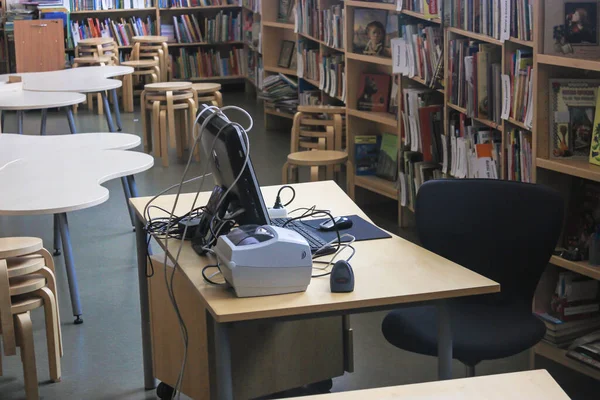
[445,0,503,39]
[399,150,442,209]
[170,47,245,79]
[159,0,236,7]
[395,22,443,88]
[536,313,600,349]
[299,43,320,84]
[449,39,502,125]
[320,54,345,102]
[70,16,156,47]
[296,0,344,50]
[299,87,320,106]
[506,128,532,182]
[259,73,299,115]
[70,0,152,11]
[510,0,533,41]
[401,0,441,17]
[167,11,240,44]
[509,49,533,127]
[566,331,600,370]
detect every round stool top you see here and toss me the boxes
[0,237,43,259]
[77,37,115,45]
[191,82,221,94]
[287,150,348,166]
[121,59,159,68]
[6,255,44,278]
[133,35,169,43]
[9,274,47,296]
[73,55,112,64]
[145,81,193,91]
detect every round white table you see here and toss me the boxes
[0,133,153,323]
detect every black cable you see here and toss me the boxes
[282,209,341,252]
[274,185,296,208]
[202,264,224,285]
[311,245,356,278]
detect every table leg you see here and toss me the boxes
[1,110,5,132]
[57,213,83,324]
[65,107,77,134]
[121,177,135,228]
[437,300,452,380]
[135,215,156,390]
[53,214,61,256]
[101,91,116,133]
[211,313,233,400]
[17,111,23,135]
[110,89,123,132]
[40,109,47,136]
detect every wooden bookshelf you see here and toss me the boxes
[354,175,399,200]
[241,2,261,94]
[264,65,296,76]
[536,158,600,183]
[549,256,600,281]
[446,26,504,46]
[534,342,600,381]
[70,7,157,14]
[159,5,240,11]
[401,9,441,24]
[262,21,294,30]
[347,109,396,127]
[346,52,393,66]
[345,0,396,11]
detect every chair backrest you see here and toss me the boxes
[416,179,564,306]
[290,108,345,153]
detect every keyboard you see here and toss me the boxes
[270,218,334,255]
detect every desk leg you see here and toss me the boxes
[40,109,47,135]
[110,89,123,132]
[437,300,452,380]
[1,110,5,132]
[209,312,233,400]
[17,111,23,135]
[120,177,136,228]
[57,213,83,324]
[101,91,116,133]
[65,108,77,134]
[135,215,156,390]
[53,214,61,256]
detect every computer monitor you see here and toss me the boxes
[191,106,270,253]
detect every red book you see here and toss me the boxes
[419,105,443,162]
[356,73,391,113]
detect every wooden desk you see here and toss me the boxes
[130,181,500,399]
[290,370,569,400]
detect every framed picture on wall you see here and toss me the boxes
[278,40,295,68]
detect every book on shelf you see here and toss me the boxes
[246,47,259,84]
[506,128,532,182]
[242,0,260,13]
[70,16,156,47]
[449,38,502,124]
[159,0,237,7]
[401,0,441,18]
[353,8,391,57]
[168,11,240,44]
[543,0,599,59]
[355,135,381,176]
[537,311,600,348]
[376,133,398,182]
[277,0,294,23]
[510,0,533,41]
[389,76,399,115]
[299,86,321,106]
[444,0,510,40]
[566,330,600,370]
[297,0,345,50]
[401,88,441,154]
[561,179,600,262]
[259,73,299,115]
[505,49,533,127]
[549,79,600,159]
[357,73,391,113]
[551,271,600,321]
[170,47,246,79]
[69,0,153,11]
[399,151,442,209]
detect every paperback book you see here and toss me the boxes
[353,8,390,57]
[357,73,391,113]
[544,0,600,59]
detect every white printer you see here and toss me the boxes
[213,225,313,297]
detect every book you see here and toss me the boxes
[543,0,600,59]
[376,133,398,181]
[357,73,391,113]
[418,105,443,163]
[566,330,600,370]
[277,0,294,23]
[352,8,389,57]
[549,79,600,158]
[590,90,600,165]
[562,179,600,261]
[551,272,600,321]
[355,135,381,176]
[506,128,533,182]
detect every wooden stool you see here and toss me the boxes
[132,36,169,82]
[75,37,119,66]
[191,83,223,108]
[140,82,198,167]
[0,238,62,400]
[121,59,161,108]
[71,56,115,116]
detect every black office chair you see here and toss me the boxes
[381,179,564,377]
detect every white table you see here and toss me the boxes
[0,90,86,135]
[0,133,153,323]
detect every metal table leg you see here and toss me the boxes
[437,300,452,380]
[110,88,123,131]
[40,109,47,135]
[101,91,116,133]
[57,213,83,324]
[17,111,23,134]
[53,214,61,256]
[135,215,156,390]
[211,312,234,400]
[1,110,5,132]
[121,177,135,228]
[65,107,77,134]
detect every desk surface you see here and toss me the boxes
[131,181,499,323]
[289,370,569,400]
[0,90,86,110]
[0,133,153,215]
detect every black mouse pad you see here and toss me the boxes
[300,214,391,243]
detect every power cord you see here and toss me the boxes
[273,185,295,208]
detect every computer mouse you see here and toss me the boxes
[318,216,353,231]
[330,260,354,292]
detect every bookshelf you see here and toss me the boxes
[242,0,261,90]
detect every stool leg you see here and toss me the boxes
[53,214,61,255]
[110,89,123,131]
[87,93,93,111]
[37,287,61,383]
[101,91,116,132]
[15,313,39,400]
[152,101,161,159]
[65,107,77,134]
[97,93,104,115]
[215,91,223,108]
[310,166,319,182]
[57,213,83,323]
[40,109,47,135]
[175,109,184,159]
[124,74,134,113]
[186,98,200,162]
[160,109,168,167]
[166,91,176,151]
[140,90,150,152]
[36,251,63,357]
[121,177,136,228]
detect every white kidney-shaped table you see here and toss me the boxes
[0,133,153,323]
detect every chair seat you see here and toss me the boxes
[0,237,43,259]
[381,303,547,366]
[122,60,159,68]
[78,37,115,45]
[9,274,46,297]
[11,296,43,314]
[7,255,44,278]
[145,82,192,91]
[287,150,347,166]
[192,82,221,94]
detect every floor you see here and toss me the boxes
[0,91,598,400]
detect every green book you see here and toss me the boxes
[376,133,398,181]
